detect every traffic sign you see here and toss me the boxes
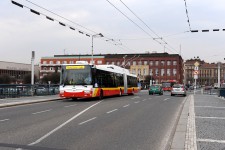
[194,66,199,70]
[194,61,199,67]
[193,70,198,75]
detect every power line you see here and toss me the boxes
[11,0,93,37]
[105,0,160,44]
[184,0,192,31]
[24,0,98,34]
[119,0,161,38]
[18,0,142,53]
[108,0,180,54]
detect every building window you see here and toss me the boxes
[150,61,153,66]
[173,61,177,65]
[63,61,67,64]
[44,67,47,70]
[149,69,153,75]
[161,61,165,66]
[133,61,136,65]
[132,69,136,75]
[167,69,171,76]
[167,61,171,66]
[173,69,177,76]
[127,61,130,66]
[43,61,47,64]
[50,61,53,64]
[56,61,61,64]
[138,61,142,65]
[70,61,74,64]
[111,62,115,65]
[143,69,146,75]
[97,60,102,64]
[155,61,159,66]
[106,62,109,65]
[117,61,120,66]
[91,60,95,64]
[144,61,148,65]
[50,67,53,70]
[138,69,141,75]
[161,69,164,76]
[155,69,158,76]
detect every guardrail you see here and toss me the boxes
[0,84,59,99]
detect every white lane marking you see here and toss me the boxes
[0,119,9,122]
[79,117,97,125]
[195,106,225,109]
[28,100,103,146]
[131,96,140,99]
[32,109,52,115]
[197,139,225,144]
[163,98,170,101]
[196,116,225,120]
[123,104,130,108]
[107,109,118,114]
[64,104,76,108]
[134,101,140,104]
[142,99,147,101]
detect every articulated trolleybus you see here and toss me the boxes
[59,61,139,100]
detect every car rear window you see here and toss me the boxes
[173,85,182,88]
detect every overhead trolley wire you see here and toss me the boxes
[105,0,160,44]
[108,0,180,54]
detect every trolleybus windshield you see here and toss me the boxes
[60,65,92,85]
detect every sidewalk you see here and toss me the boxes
[0,95,62,108]
[170,93,225,150]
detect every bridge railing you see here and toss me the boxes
[0,84,59,99]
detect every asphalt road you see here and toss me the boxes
[0,91,186,150]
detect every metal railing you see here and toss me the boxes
[0,84,59,99]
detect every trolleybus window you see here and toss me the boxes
[61,65,92,85]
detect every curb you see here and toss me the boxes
[169,95,190,150]
[0,98,63,108]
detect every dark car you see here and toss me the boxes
[149,85,163,95]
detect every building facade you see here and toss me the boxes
[0,61,39,84]
[184,58,225,86]
[40,52,184,84]
[40,55,105,79]
[105,53,184,84]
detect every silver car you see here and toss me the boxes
[171,84,186,97]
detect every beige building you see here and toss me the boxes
[0,61,39,83]
[184,58,225,86]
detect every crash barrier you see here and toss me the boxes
[0,84,59,99]
[218,88,225,97]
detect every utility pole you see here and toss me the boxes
[31,51,35,96]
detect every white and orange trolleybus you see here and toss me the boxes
[59,61,139,100]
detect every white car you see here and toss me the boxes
[171,84,186,97]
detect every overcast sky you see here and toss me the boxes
[1,0,225,64]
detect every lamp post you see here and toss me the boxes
[91,33,104,64]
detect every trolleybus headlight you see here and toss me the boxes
[84,90,90,94]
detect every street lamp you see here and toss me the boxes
[91,33,104,64]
